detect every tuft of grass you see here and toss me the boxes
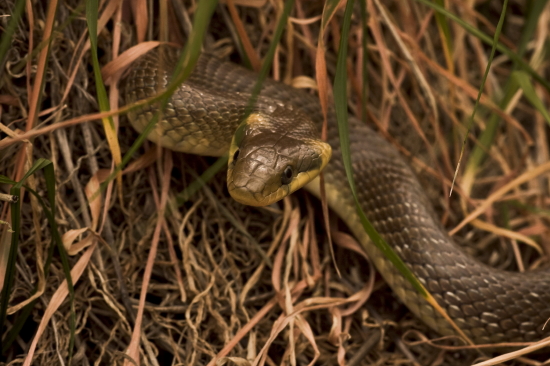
[432,0,454,73]
[414,0,550,196]
[416,0,549,91]
[460,0,550,194]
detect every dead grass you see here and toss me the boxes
[1,0,550,365]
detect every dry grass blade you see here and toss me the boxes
[472,336,550,366]
[226,0,261,71]
[468,218,542,253]
[124,153,172,366]
[450,160,550,235]
[373,0,438,122]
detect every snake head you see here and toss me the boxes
[227,111,331,207]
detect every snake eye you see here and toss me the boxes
[232,149,240,162]
[281,166,294,185]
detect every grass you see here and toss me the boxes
[0,0,549,365]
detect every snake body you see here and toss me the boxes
[125,46,550,344]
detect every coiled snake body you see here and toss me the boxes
[125,46,550,345]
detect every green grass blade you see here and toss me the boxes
[3,201,60,354]
[0,177,17,185]
[0,0,26,79]
[176,156,229,206]
[2,299,37,353]
[336,0,473,342]
[38,163,66,313]
[13,158,51,189]
[86,0,123,211]
[512,70,550,126]
[334,0,428,298]
[0,159,59,353]
[2,163,59,353]
[451,0,509,191]
[41,163,75,361]
[432,0,453,71]
[86,0,114,127]
[517,1,549,58]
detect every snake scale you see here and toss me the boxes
[124,46,550,345]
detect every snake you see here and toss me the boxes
[124,45,550,345]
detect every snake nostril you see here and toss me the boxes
[232,149,240,162]
[281,166,294,185]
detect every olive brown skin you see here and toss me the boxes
[124,45,550,345]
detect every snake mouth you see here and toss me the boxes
[227,168,326,207]
[227,176,288,207]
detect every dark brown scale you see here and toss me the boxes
[124,45,550,344]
